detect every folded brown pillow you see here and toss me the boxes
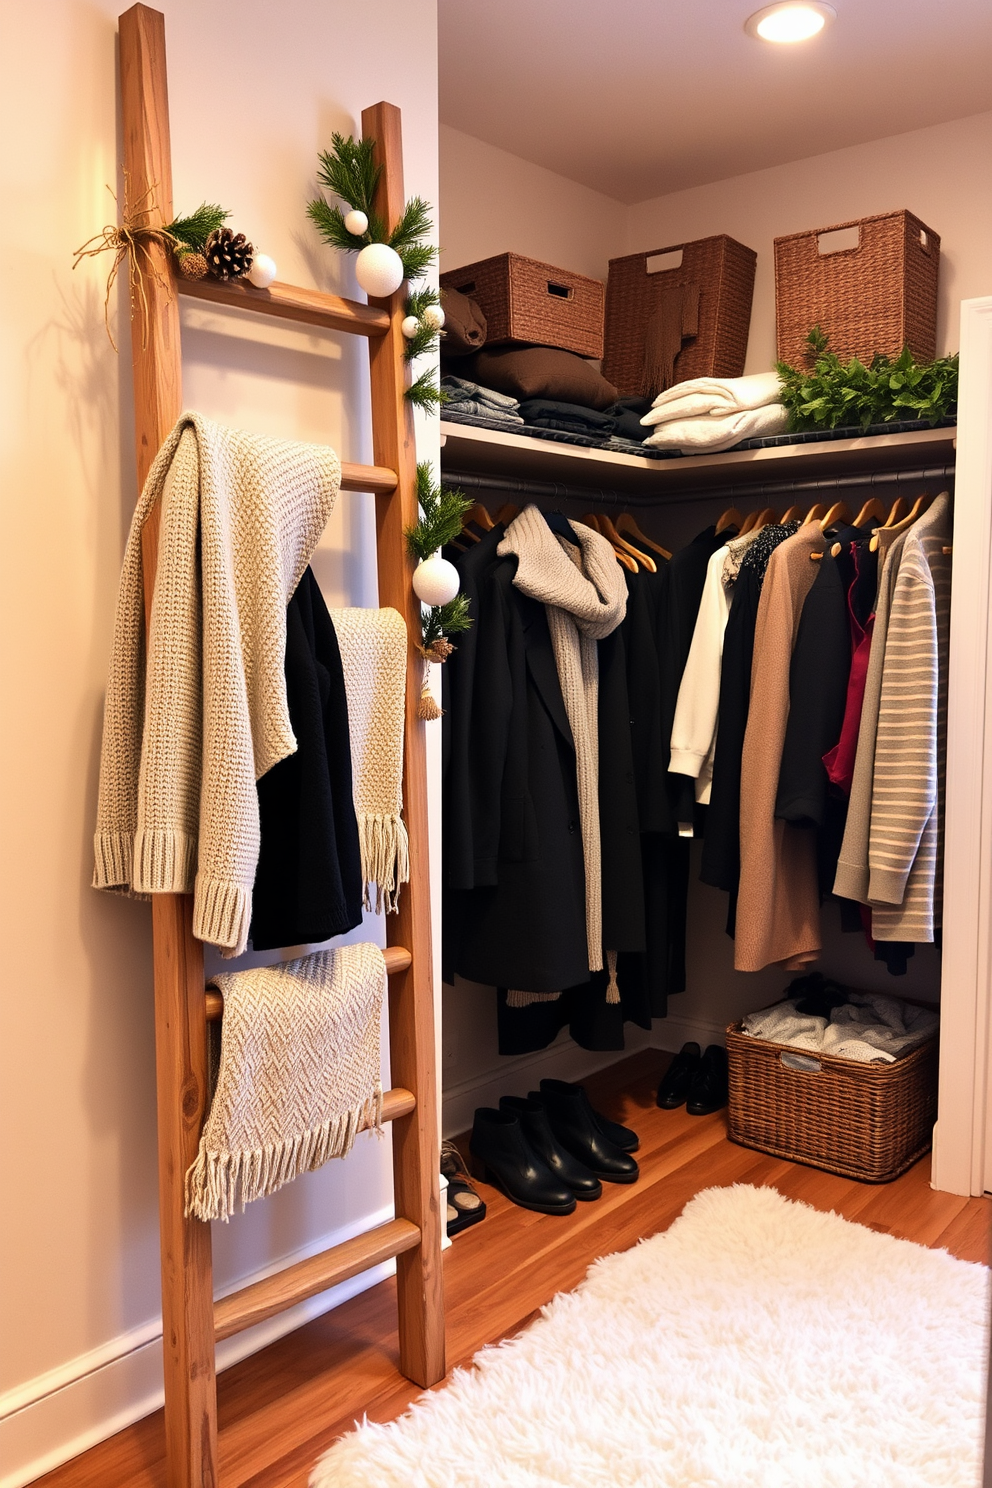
[460,346,618,412]
[440,286,487,356]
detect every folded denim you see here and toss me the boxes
[518,398,618,435]
[441,375,521,413]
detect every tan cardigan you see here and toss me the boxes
[735,523,824,972]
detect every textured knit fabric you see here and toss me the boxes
[743,991,938,1064]
[498,506,627,973]
[869,494,952,941]
[330,607,409,914]
[93,413,340,956]
[250,569,363,951]
[185,943,386,1221]
[668,544,732,803]
[736,523,825,972]
[642,371,784,426]
[832,527,909,903]
[642,402,788,454]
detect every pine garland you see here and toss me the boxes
[166,202,230,252]
[307,134,442,410]
[407,464,472,654]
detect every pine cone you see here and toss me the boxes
[176,249,208,281]
[204,228,254,282]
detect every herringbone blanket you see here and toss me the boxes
[185,943,386,1221]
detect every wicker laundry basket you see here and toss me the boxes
[602,235,757,398]
[774,210,940,369]
[726,1019,938,1183]
[439,253,605,359]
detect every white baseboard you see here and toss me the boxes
[651,1010,729,1055]
[0,1204,396,1488]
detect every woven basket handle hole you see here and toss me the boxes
[547,281,573,300]
[454,281,476,295]
[817,226,861,257]
[780,1052,823,1074]
[919,229,932,253]
[646,249,684,274]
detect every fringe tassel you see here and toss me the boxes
[359,811,410,915]
[184,1086,383,1222]
[506,988,562,1008]
[605,949,620,1005]
[418,656,443,720]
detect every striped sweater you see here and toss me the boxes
[869,494,952,942]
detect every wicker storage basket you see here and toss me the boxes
[774,210,940,368]
[602,236,757,398]
[725,1020,938,1183]
[439,253,604,359]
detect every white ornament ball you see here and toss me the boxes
[422,303,445,331]
[247,252,277,289]
[412,555,460,607]
[355,242,404,298]
[343,208,369,237]
[401,315,420,339]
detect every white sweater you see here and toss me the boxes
[668,544,733,805]
[93,413,340,956]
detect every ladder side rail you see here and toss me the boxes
[362,100,446,1390]
[118,8,219,1488]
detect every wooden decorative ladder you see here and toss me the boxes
[117,7,445,1484]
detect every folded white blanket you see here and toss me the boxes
[743,992,938,1064]
[642,401,788,454]
[642,371,783,427]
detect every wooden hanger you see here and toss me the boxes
[854,496,887,529]
[780,504,804,524]
[820,501,852,531]
[582,513,639,572]
[599,513,658,572]
[803,503,827,525]
[464,502,494,532]
[869,493,936,552]
[714,506,743,536]
[616,511,672,559]
[750,507,779,533]
[494,503,519,526]
[883,497,909,527]
[738,510,758,535]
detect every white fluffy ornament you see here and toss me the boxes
[401,315,420,339]
[355,242,404,297]
[247,252,277,289]
[412,555,460,607]
[422,303,445,331]
[343,208,369,236]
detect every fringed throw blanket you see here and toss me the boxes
[185,943,387,1221]
[331,607,409,912]
[93,412,340,956]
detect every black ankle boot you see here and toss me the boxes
[500,1096,603,1201]
[531,1083,639,1184]
[469,1107,577,1215]
[656,1042,701,1109]
[538,1078,639,1153]
[686,1045,729,1116]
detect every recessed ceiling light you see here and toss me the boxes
[745,2,836,43]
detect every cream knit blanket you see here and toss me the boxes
[331,607,409,913]
[92,413,340,956]
[499,506,627,988]
[185,943,387,1221]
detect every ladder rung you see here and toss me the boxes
[205,944,412,1021]
[214,1216,421,1341]
[340,461,398,495]
[177,275,390,337]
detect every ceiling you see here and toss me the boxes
[438,0,992,203]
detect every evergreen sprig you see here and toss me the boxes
[406,464,471,562]
[406,368,447,412]
[422,594,472,650]
[166,202,230,252]
[777,328,959,431]
[406,286,442,317]
[317,134,381,215]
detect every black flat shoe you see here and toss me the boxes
[500,1096,603,1201]
[686,1045,729,1116]
[469,1107,577,1215]
[531,1084,639,1185]
[537,1078,640,1153]
[656,1042,701,1109]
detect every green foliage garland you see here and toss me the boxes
[307,134,444,410]
[406,464,472,654]
[166,202,230,253]
[777,327,958,432]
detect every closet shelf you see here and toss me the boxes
[439,420,956,497]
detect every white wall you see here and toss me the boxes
[626,110,992,372]
[0,3,438,1484]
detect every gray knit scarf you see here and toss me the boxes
[498,506,627,999]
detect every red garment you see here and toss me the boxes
[823,613,874,794]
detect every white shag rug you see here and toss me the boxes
[311,1184,988,1488]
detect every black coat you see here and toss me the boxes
[250,567,364,951]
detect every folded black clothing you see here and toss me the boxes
[518,398,618,434]
[250,567,364,951]
[605,397,654,442]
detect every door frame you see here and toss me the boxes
[933,295,992,1196]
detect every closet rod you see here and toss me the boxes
[443,462,956,510]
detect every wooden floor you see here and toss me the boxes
[34,1049,990,1488]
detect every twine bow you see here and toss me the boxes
[72,178,179,351]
